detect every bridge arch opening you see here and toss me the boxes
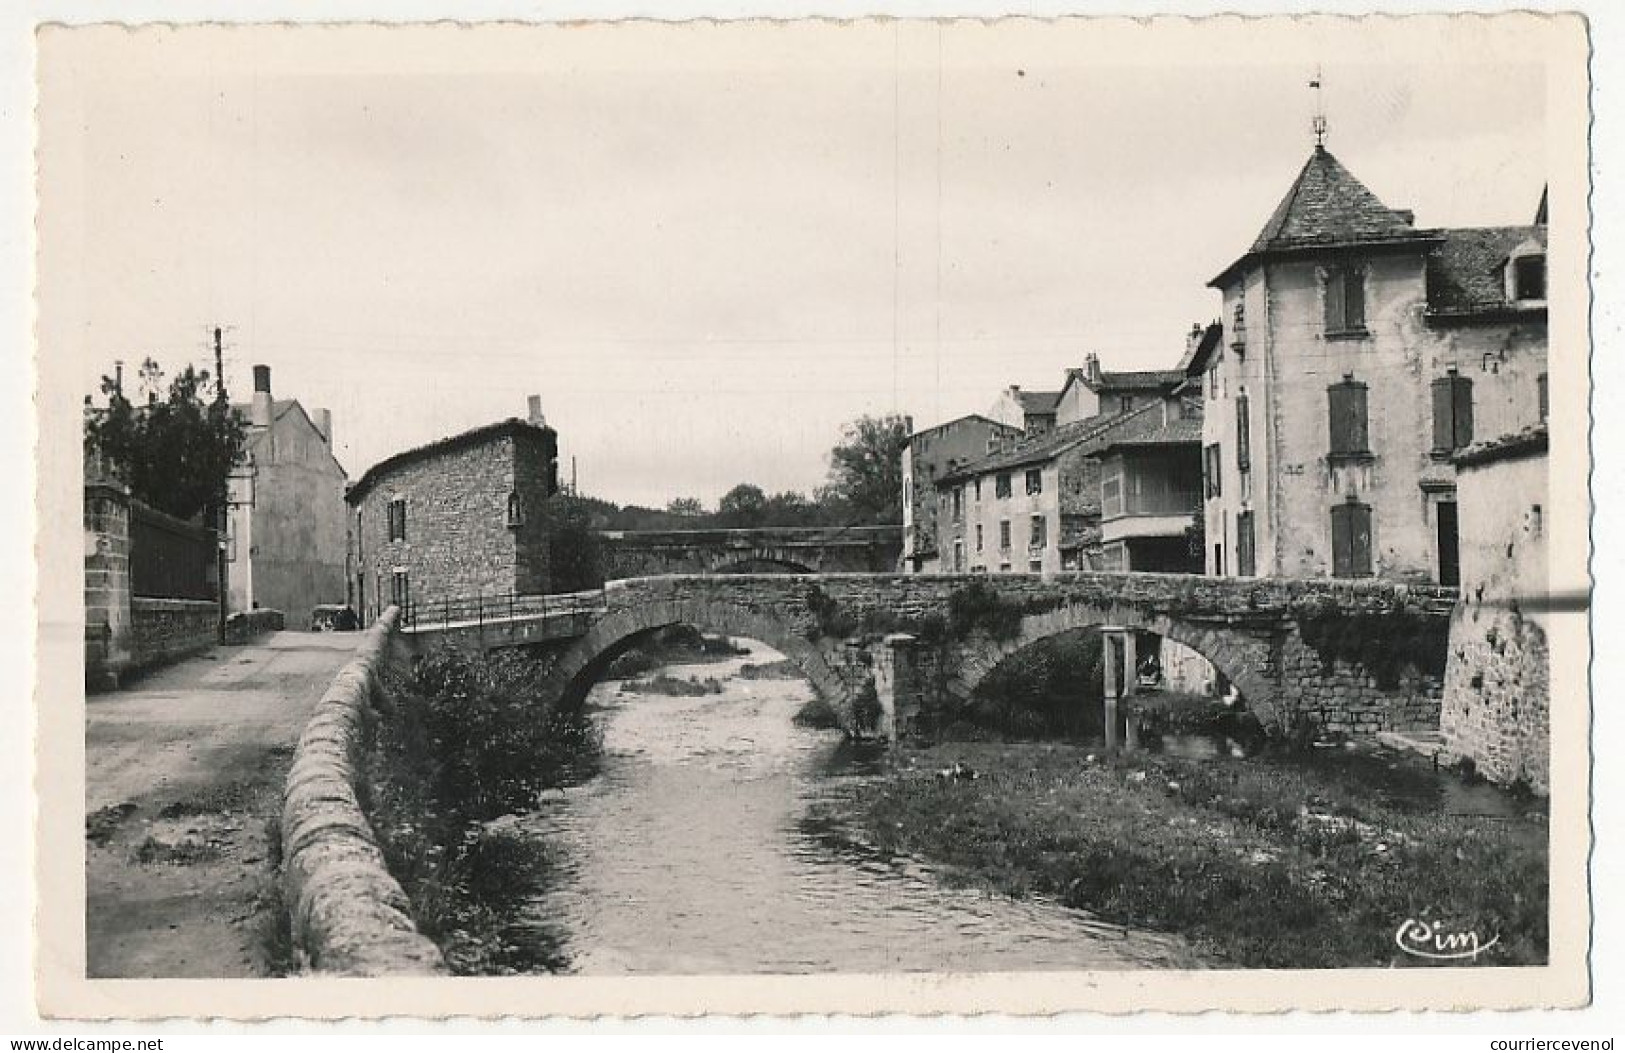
[545,599,846,715]
[710,556,817,575]
[953,604,1280,737]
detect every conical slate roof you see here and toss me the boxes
[1249,146,1419,251]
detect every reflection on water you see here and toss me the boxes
[513,644,1196,975]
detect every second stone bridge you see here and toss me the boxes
[401,572,1457,741]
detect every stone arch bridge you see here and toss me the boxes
[597,525,902,577]
[400,572,1456,741]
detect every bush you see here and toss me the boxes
[382,649,600,822]
[368,647,598,974]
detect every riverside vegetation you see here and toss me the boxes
[365,648,600,974]
[827,629,1546,968]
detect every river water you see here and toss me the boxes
[512,641,1196,975]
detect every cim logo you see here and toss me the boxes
[1395,917,1501,961]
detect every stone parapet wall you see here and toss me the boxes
[1441,605,1550,793]
[129,598,218,672]
[578,572,1455,739]
[281,607,447,975]
[224,608,285,644]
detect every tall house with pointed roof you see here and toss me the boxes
[225,364,350,623]
[1201,146,1547,584]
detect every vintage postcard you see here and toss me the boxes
[33,12,1592,1020]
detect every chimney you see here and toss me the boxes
[903,414,914,435]
[1085,353,1101,385]
[312,408,332,446]
[527,394,546,428]
[251,365,273,429]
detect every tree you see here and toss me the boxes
[716,483,769,528]
[84,357,246,521]
[822,413,909,525]
[545,497,606,593]
[666,496,706,518]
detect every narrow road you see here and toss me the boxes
[85,631,356,978]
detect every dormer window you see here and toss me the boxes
[1506,238,1547,304]
[1513,254,1546,302]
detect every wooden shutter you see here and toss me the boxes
[1328,381,1369,456]
[1204,443,1222,498]
[1324,268,1347,331]
[1344,268,1364,329]
[1236,510,1255,577]
[1432,376,1475,452]
[1432,378,1454,453]
[1331,502,1372,578]
[1452,377,1474,449]
[1236,394,1251,471]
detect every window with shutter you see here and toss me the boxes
[1204,443,1223,498]
[1327,379,1370,457]
[1236,393,1251,472]
[1324,266,1366,335]
[1330,501,1373,578]
[1432,374,1474,454]
[999,520,1011,551]
[1236,510,1256,577]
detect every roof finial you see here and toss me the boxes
[1310,65,1327,148]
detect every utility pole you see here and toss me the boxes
[213,325,230,644]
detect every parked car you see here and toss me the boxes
[310,604,360,632]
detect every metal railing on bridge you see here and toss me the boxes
[400,586,609,632]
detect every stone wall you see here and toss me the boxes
[84,480,132,690]
[351,434,515,618]
[1441,442,1550,791]
[224,608,285,644]
[281,607,447,975]
[129,598,218,672]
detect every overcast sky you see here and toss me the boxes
[41,18,1555,509]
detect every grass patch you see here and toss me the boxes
[621,674,724,697]
[843,740,1546,969]
[739,659,802,680]
[156,781,256,818]
[86,802,138,844]
[791,697,842,729]
[132,835,222,867]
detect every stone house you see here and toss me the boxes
[1439,426,1550,791]
[1200,145,1548,583]
[987,385,1061,436]
[900,414,1024,573]
[932,388,1202,576]
[345,397,560,623]
[225,364,348,625]
[1054,354,1187,427]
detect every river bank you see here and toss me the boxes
[828,737,1548,969]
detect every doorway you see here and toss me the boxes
[1437,501,1460,587]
